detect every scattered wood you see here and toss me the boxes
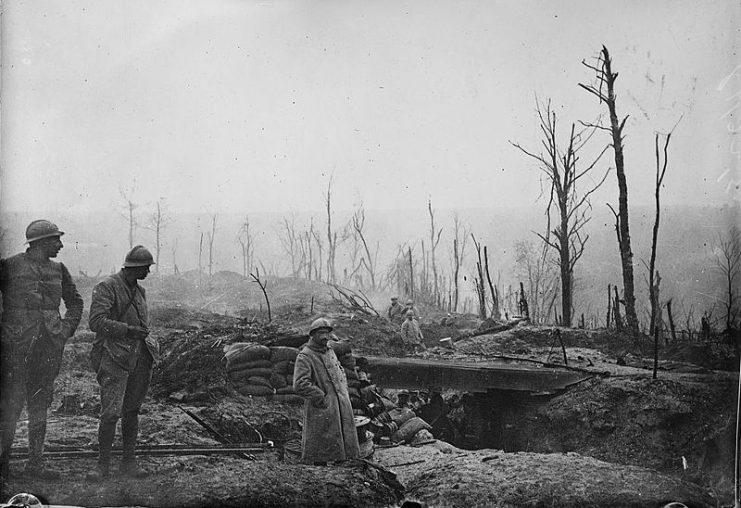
[330,283,379,317]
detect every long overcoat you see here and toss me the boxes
[293,342,360,463]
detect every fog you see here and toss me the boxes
[1,0,739,217]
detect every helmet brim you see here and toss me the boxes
[309,326,333,335]
[25,231,64,244]
[123,261,155,267]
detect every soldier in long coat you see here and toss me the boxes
[87,246,159,479]
[0,220,83,479]
[293,318,359,465]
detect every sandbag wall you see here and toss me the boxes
[223,342,303,403]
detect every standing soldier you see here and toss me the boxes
[293,317,359,465]
[386,296,404,323]
[87,246,159,479]
[0,220,83,479]
[401,310,427,353]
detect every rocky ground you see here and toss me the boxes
[1,273,738,507]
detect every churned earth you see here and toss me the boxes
[1,272,736,507]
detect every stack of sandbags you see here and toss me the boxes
[223,342,302,402]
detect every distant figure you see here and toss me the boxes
[403,299,417,318]
[88,246,160,479]
[401,310,427,353]
[387,296,405,323]
[0,220,83,480]
[293,317,359,465]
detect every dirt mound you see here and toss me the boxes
[374,443,715,507]
[5,457,405,508]
[503,374,737,505]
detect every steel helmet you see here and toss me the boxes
[123,245,155,267]
[25,219,64,243]
[309,317,333,335]
[406,299,413,305]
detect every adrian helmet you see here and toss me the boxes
[25,219,64,243]
[309,317,333,335]
[123,245,155,267]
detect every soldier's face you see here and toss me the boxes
[133,265,151,280]
[311,329,331,346]
[38,236,63,258]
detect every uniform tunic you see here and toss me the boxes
[89,271,159,423]
[293,341,360,463]
[0,249,83,458]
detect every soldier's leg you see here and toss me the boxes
[0,346,28,480]
[120,350,153,477]
[24,335,64,479]
[88,350,129,480]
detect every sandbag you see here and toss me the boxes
[247,376,273,388]
[226,359,273,373]
[270,372,288,389]
[228,367,273,381]
[237,384,275,397]
[273,360,292,375]
[270,346,300,363]
[329,340,352,357]
[391,417,432,444]
[276,386,297,395]
[388,407,416,427]
[224,342,271,370]
[270,394,304,404]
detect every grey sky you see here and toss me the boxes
[1,0,739,215]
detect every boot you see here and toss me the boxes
[24,420,60,480]
[121,413,147,478]
[86,420,115,481]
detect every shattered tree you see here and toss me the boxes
[579,46,639,334]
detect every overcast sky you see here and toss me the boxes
[1,0,739,216]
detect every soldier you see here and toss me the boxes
[0,220,83,479]
[87,246,159,479]
[401,310,427,353]
[403,299,419,319]
[293,317,359,465]
[386,297,405,323]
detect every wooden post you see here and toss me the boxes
[666,299,678,344]
[613,286,622,332]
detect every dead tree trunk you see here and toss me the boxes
[606,284,612,328]
[649,132,672,335]
[472,234,487,319]
[484,246,501,320]
[580,46,639,334]
[613,285,622,331]
[512,99,609,328]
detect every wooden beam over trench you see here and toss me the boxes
[362,356,592,393]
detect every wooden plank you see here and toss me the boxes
[362,356,592,393]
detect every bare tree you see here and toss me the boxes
[579,46,639,334]
[647,130,674,335]
[428,199,443,301]
[512,98,609,327]
[310,220,324,281]
[712,226,741,332]
[207,213,218,277]
[251,268,271,323]
[325,175,342,284]
[450,214,469,312]
[144,198,171,273]
[237,216,255,278]
[471,234,487,319]
[119,186,139,249]
[514,239,559,324]
[278,213,300,277]
[350,203,379,289]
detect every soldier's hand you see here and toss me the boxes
[126,325,149,341]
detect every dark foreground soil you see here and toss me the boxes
[1,274,736,507]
